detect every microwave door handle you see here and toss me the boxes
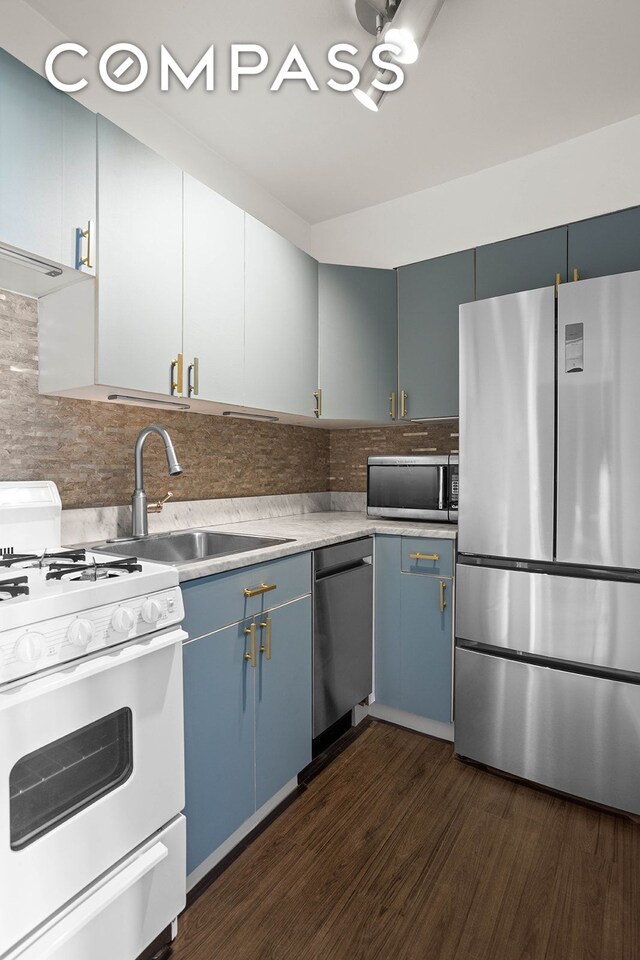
[438,466,445,511]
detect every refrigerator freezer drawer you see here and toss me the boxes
[456,562,640,675]
[455,647,640,814]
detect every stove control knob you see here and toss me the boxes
[15,632,44,663]
[141,598,163,625]
[67,619,94,648]
[111,607,136,634]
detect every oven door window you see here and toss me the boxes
[9,708,133,850]
[368,464,444,511]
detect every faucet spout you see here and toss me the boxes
[132,424,183,537]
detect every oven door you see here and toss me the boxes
[367,458,448,520]
[0,628,185,956]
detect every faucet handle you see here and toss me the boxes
[148,491,173,515]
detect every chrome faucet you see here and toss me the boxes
[131,425,183,537]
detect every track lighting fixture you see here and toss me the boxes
[353,0,446,111]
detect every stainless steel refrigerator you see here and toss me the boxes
[455,271,640,814]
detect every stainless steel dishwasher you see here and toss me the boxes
[313,537,373,739]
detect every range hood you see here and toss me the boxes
[0,241,89,299]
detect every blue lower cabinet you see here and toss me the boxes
[400,573,453,723]
[182,580,312,878]
[255,597,312,808]
[375,535,454,723]
[182,620,256,876]
[374,536,402,708]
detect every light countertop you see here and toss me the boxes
[156,511,457,583]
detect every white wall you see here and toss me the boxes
[308,113,640,268]
[2,0,312,252]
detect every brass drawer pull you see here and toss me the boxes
[409,552,440,562]
[389,391,396,419]
[244,623,257,668]
[439,580,447,614]
[243,582,277,598]
[314,389,322,418]
[259,616,272,660]
[400,389,408,418]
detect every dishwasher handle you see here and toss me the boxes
[314,556,372,582]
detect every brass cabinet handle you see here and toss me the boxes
[244,623,257,668]
[409,552,440,561]
[389,391,396,419]
[259,615,272,660]
[314,389,322,418]
[76,220,94,270]
[555,272,561,291]
[573,267,580,282]
[400,389,408,418]
[170,353,184,396]
[187,357,199,397]
[439,580,447,614]
[243,582,277,598]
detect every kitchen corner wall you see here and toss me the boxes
[1,289,459,509]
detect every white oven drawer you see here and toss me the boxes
[0,630,185,956]
[6,815,185,960]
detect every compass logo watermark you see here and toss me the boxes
[45,42,405,96]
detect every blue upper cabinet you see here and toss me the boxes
[318,264,397,421]
[475,227,567,301]
[183,175,245,406]
[96,116,183,396]
[568,207,640,281]
[397,250,474,421]
[244,215,319,417]
[0,48,96,278]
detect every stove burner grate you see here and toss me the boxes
[0,549,87,570]
[0,575,29,601]
[45,557,142,582]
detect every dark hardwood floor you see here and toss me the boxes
[172,720,640,960]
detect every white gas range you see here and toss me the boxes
[0,482,187,960]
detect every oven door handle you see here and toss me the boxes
[0,628,186,706]
[22,841,169,959]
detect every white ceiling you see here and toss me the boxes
[22,0,640,224]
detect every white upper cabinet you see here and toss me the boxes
[96,116,183,396]
[182,175,245,406]
[0,48,96,279]
[244,215,318,417]
[318,264,397,421]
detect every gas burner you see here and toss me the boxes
[46,557,143,582]
[0,576,29,602]
[0,549,87,570]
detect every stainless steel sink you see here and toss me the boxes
[93,529,294,565]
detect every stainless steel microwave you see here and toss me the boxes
[367,455,459,523]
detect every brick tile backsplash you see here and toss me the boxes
[329,421,459,492]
